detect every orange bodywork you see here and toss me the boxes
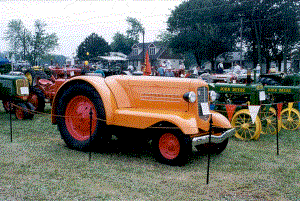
[51,75,231,135]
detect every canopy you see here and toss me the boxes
[0,57,10,66]
[99,56,128,61]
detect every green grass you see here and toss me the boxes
[0,104,299,200]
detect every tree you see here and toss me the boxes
[231,0,300,72]
[126,17,145,42]
[77,33,111,61]
[110,17,145,56]
[110,32,134,55]
[4,19,59,66]
[167,0,238,70]
[29,20,59,66]
[4,19,31,61]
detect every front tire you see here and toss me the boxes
[195,138,229,155]
[28,87,45,112]
[280,108,300,130]
[152,131,192,166]
[231,109,261,140]
[56,82,107,150]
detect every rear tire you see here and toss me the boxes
[24,102,35,119]
[152,131,192,166]
[56,82,107,150]
[24,69,49,86]
[28,87,45,112]
[24,69,36,86]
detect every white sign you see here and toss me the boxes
[201,102,211,115]
[248,105,261,124]
[259,91,266,101]
[20,87,29,95]
[70,71,75,77]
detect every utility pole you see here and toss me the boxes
[142,29,145,66]
[240,17,243,66]
[23,29,26,61]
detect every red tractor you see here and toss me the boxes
[26,66,82,112]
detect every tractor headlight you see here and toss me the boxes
[209,90,218,102]
[183,91,196,103]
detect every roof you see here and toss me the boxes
[127,42,183,61]
[132,41,162,49]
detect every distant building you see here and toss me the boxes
[127,42,184,71]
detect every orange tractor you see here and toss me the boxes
[51,75,235,165]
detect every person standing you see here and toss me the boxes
[157,65,165,76]
[165,66,174,77]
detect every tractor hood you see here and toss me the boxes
[104,75,208,112]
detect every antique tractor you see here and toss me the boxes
[26,66,82,112]
[209,82,272,140]
[27,75,67,112]
[258,72,300,131]
[263,86,300,131]
[209,70,300,141]
[51,75,235,165]
[0,74,34,120]
[258,72,300,86]
[24,66,82,87]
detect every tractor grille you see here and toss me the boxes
[197,87,209,117]
[197,87,209,103]
[16,79,29,96]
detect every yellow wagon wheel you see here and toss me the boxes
[25,71,33,86]
[231,109,262,140]
[261,107,280,135]
[280,108,300,130]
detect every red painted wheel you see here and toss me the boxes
[56,83,107,150]
[15,103,27,120]
[158,133,180,160]
[2,100,13,113]
[153,131,192,166]
[65,95,97,141]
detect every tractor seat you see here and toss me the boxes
[39,79,53,86]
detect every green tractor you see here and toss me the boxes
[258,71,300,131]
[258,72,300,86]
[209,70,300,140]
[209,82,274,140]
[262,85,300,131]
[0,74,34,120]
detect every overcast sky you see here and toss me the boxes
[0,0,183,58]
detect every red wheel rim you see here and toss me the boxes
[3,101,11,112]
[65,95,97,141]
[15,106,25,120]
[159,133,180,160]
[28,94,39,110]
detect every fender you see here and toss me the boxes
[211,111,232,129]
[51,76,117,125]
[113,108,199,134]
[113,109,231,134]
